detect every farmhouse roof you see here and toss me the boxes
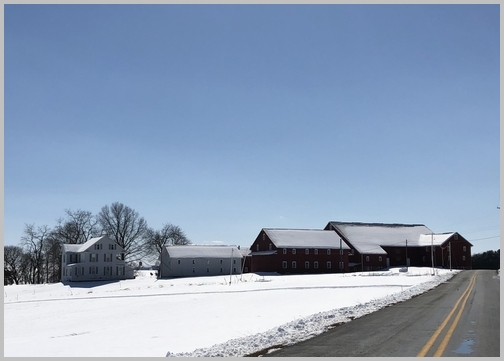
[164,245,243,259]
[263,229,351,249]
[61,235,114,253]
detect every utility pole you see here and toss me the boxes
[449,242,452,271]
[405,239,408,270]
[431,232,435,275]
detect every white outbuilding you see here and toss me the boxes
[159,245,243,278]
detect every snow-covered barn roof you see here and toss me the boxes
[264,229,351,249]
[164,245,243,259]
[327,222,437,254]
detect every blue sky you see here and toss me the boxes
[4,4,500,255]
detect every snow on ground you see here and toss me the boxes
[4,267,460,357]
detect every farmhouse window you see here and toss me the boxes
[283,248,287,254]
[305,261,309,269]
[90,253,98,262]
[116,253,124,261]
[305,249,309,255]
[292,261,297,269]
[327,249,331,255]
[282,261,287,269]
[327,261,332,269]
[314,249,318,255]
[463,246,466,252]
[292,249,296,255]
[314,261,319,269]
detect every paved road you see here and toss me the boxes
[262,270,499,357]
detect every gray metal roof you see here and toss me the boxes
[164,245,243,259]
[264,229,351,249]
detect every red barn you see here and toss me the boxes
[249,229,351,274]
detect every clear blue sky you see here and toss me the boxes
[4,4,500,255]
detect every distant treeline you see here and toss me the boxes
[471,249,500,270]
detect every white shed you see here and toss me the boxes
[159,245,243,278]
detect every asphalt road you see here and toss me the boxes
[262,270,499,357]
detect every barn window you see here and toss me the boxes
[454,234,458,240]
[206,268,210,273]
[292,249,296,255]
[256,244,259,251]
[233,260,236,265]
[314,249,318,255]
[192,268,195,273]
[292,261,297,269]
[207,260,210,264]
[426,247,429,252]
[282,261,287,269]
[220,259,223,264]
[379,256,382,262]
[327,261,332,269]
[423,256,426,262]
[339,262,344,269]
[462,256,466,261]
[283,248,287,254]
[305,261,309,269]
[366,256,370,262]
[463,246,466,252]
[314,261,319,269]
[233,268,236,273]
[327,249,331,255]
[244,267,248,272]
[177,260,181,264]
[220,268,223,273]
[192,259,195,264]
[269,243,272,251]
[305,249,309,255]
[262,233,266,241]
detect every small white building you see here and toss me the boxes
[61,235,134,282]
[159,245,243,278]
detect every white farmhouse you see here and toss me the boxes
[61,235,134,282]
[159,245,243,278]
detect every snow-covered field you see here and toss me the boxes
[4,267,459,357]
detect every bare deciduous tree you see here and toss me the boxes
[21,224,51,284]
[4,245,25,285]
[145,223,191,257]
[53,209,100,244]
[97,202,148,262]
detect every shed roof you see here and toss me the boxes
[164,245,243,259]
[264,229,351,249]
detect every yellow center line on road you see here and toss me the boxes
[416,272,478,357]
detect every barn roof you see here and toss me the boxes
[327,222,435,254]
[164,245,243,259]
[263,229,351,249]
